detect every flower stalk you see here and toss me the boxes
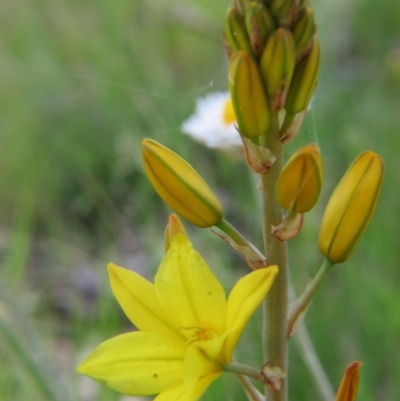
[288,258,335,337]
[260,113,289,401]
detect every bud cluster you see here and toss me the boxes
[225,0,319,141]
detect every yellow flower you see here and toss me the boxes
[335,361,362,401]
[77,234,278,401]
[318,150,384,263]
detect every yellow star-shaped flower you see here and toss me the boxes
[77,234,278,401]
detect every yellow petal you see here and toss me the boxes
[154,373,221,401]
[224,266,279,362]
[183,336,227,386]
[155,234,227,337]
[77,332,185,395]
[108,263,183,342]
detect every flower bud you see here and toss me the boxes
[318,151,384,264]
[334,361,362,401]
[164,214,188,253]
[285,38,320,114]
[142,139,223,228]
[229,51,272,138]
[224,8,254,58]
[233,0,247,16]
[276,143,322,213]
[298,0,309,11]
[291,6,316,61]
[270,0,299,27]
[260,28,296,111]
[245,1,276,56]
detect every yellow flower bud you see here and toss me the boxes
[318,151,384,264]
[276,143,323,213]
[229,50,272,138]
[223,8,254,58]
[164,214,188,253]
[233,0,247,17]
[334,361,362,401]
[270,0,299,27]
[285,38,320,114]
[291,6,316,61]
[260,28,296,111]
[245,1,276,56]
[142,139,223,228]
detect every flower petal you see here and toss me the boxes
[154,373,221,401]
[155,235,226,336]
[108,263,183,342]
[184,338,225,387]
[77,331,185,395]
[224,265,279,361]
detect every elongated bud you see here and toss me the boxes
[234,0,248,16]
[229,50,272,138]
[276,143,322,213]
[291,6,316,61]
[334,362,362,401]
[245,2,276,56]
[260,28,296,111]
[224,8,254,57]
[285,38,320,114]
[142,139,223,228]
[164,214,188,253]
[270,0,299,27]
[298,0,308,11]
[318,151,384,264]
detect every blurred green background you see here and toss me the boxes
[0,0,399,400]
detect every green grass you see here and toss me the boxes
[0,0,399,400]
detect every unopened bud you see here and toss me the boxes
[164,214,188,253]
[318,151,384,264]
[245,1,276,56]
[291,6,316,61]
[298,0,308,11]
[276,143,322,213]
[260,28,296,111]
[270,0,299,27]
[233,0,247,17]
[285,38,320,114]
[229,50,272,138]
[142,139,223,228]
[334,362,362,401]
[224,8,254,57]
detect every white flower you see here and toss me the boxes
[181,92,242,149]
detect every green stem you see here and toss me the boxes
[288,259,335,333]
[293,322,335,401]
[289,276,335,401]
[260,113,288,401]
[235,374,264,401]
[215,218,266,268]
[224,361,265,383]
[216,218,256,248]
